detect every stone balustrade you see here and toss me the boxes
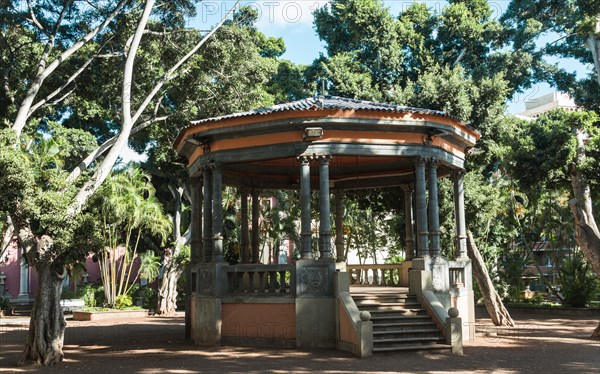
[222,264,295,297]
[346,264,406,287]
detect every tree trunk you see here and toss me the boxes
[467,231,514,326]
[569,128,600,338]
[22,261,67,366]
[156,256,184,316]
[586,16,600,88]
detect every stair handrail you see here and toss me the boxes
[334,272,373,357]
[421,289,463,353]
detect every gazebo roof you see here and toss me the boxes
[174,96,480,190]
[186,96,462,126]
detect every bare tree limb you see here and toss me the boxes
[28,34,117,116]
[64,114,170,186]
[467,231,514,327]
[132,0,240,124]
[26,0,48,35]
[11,0,129,138]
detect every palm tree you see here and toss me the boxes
[97,166,172,308]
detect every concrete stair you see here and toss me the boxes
[352,289,451,353]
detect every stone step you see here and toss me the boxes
[367,308,426,316]
[372,321,437,330]
[373,329,443,341]
[374,328,441,336]
[352,296,417,302]
[370,314,432,322]
[354,302,422,309]
[373,336,445,345]
[373,343,452,353]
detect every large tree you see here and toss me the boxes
[0,0,241,365]
[309,0,536,324]
[503,0,600,337]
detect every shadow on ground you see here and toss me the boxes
[1,311,599,373]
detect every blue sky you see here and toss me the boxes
[187,0,590,114]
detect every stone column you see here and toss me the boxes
[211,164,224,262]
[428,160,441,257]
[318,155,332,259]
[18,248,29,299]
[453,171,467,258]
[334,190,345,263]
[189,177,202,264]
[202,167,213,262]
[240,188,250,263]
[414,158,429,257]
[251,189,260,263]
[299,156,312,259]
[402,186,415,260]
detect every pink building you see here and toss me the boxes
[0,237,140,302]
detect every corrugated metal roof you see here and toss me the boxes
[188,96,462,126]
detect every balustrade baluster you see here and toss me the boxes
[227,272,234,292]
[248,271,255,292]
[258,271,265,291]
[279,271,286,293]
[269,271,276,292]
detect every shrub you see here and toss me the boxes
[132,285,158,309]
[0,296,10,309]
[79,284,97,307]
[559,254,599,307]
[115,294,133,309]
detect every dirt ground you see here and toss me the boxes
[1,309,599,374]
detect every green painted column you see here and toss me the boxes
[251,189,260,263]
[202,167,212,262]
[414,158,429,257]
[211,164,223,262]
[402,185,415,260]
[428,160,441,257]
[453,170,467,258]
[318,155,332,259]
[240,188,250,263]
[299,156,312,259]
[189,177,202,264]
[334,190,345,263]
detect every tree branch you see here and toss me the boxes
[26,0,48,35]
[28,35,117,117]
[64,114,170,186]
[0,218,14,264]
[11,0,129,138]
[131,0,241,124]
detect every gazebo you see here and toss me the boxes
[174,96,479,355]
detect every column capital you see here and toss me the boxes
[317,154,332,164]
[297,154,313,164]
[451,169,466,180]
[429,159,440,168]
[207,161,221,172]
[401,184,413,192]
[413,157,427,167]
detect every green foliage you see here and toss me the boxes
[138,251,161,283]
[501,0,600,110]
[0,296,11,309]
[115,294,133,309]
[80,284,98,307]
[559,252,599,307]
[91,166,171,308]
[510,109,600,191]
[131,285,158,309]
[174,244,190,265]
